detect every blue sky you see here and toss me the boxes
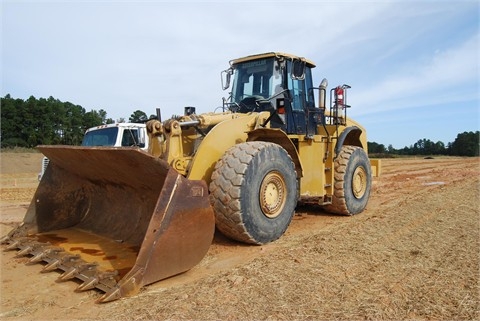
[2,0,479,148]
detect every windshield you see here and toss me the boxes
[82,127,118,146]
[231,57,283,103]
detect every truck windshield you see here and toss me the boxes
[82,127,118,146]
[231,57,282,103]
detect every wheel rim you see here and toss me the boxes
[352,166,367,199]
[259,171,287,218]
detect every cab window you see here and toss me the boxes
[287,61,314,110]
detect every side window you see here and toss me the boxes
[240,74,253,98]
[291,78,304,111]
[271,60,283,95]
[287,61,314,110]
[122,129,138,146]
[287,62,305,111]
[304,68,315,108]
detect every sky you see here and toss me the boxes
[2,0,479,149]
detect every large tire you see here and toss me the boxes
[324,145,372,215]
[209,142,297,244]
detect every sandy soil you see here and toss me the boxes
[0,152,479,320]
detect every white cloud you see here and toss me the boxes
[350,33,479,116]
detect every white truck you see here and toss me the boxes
[38,123,148,180]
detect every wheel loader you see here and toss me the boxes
[2,52,381,303]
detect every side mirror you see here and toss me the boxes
[221,68,233,90]
[291,59,306,80]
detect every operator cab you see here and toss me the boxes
[223,52,321,136]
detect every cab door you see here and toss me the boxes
[285,60,315,135]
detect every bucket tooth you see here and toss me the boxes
[43,252,79,272]
[28,251,47,264]
[97,288,121,304]
[15,240,49,257]
[5,240,21,251]
[15,246,33,257]
[79,270,119,296]
[0,235,11,244]
[58,267,79,281]
[76,277,98,291]
[58,262,98,281]
[5,237,37,251]
[43,254,78,273]
[27,246,64,264]
[42,259,60,272]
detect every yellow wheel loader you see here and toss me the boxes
[2,52,381,303]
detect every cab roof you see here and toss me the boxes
[230,52,316,68]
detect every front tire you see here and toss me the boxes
[209,142,297,244]
[324,145,372,215]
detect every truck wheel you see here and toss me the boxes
[209,142,297,244]
[324,145,372,215]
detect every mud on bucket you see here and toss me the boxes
[1,146,215,303]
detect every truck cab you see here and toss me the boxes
[38,123,148,180]
[82,123,148,148]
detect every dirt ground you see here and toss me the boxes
[0,152,479,320]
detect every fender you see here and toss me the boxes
[247,128,303,178]
[335,126,363,156]
[187,113,258,182]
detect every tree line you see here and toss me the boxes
[368,132,479,157]
[1,94,479,156]
[0,94,147,147]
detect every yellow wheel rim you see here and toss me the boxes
[352,166,367,199]
[260,171,287,218]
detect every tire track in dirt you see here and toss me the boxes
[108,158,478,320]
[1,157,479,320]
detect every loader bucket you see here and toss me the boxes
[1,146,215,303]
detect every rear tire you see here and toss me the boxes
[209,142,297,244]
[324,145,372,215]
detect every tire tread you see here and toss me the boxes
[210,141,296,244]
